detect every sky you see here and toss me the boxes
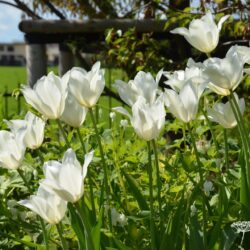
[0,3,24,43]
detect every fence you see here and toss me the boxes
[1,83,23,119]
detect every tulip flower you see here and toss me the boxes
[226,45,250,65]
[171,12,229,53]
[61,92,88,128]
[114,70,162,106]
[19,186,67,224]
[40,149,94,203]
[207,94,245,128]
[5,111,45,149]
[203,51,244,96]
[113,95,166,141]
[22,72,68,119]
[164,81,206,123]
[0,129,26,170]
[68,62,105,108]
[163,64,204,91]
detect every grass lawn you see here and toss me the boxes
[0,66,59,119]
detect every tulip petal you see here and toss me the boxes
[112,107,132,120]
[82,150,94,178]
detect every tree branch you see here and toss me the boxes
[42,0,66,19]
[13,0,42,19]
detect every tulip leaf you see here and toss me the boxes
[160,195,185,250]
[113,238,132,250]
[91,207,103,250]
[189,214,204,250]
[8,234,48,249]
[219,225,237,250]
[68,203,86,250]
[121,170,149,211]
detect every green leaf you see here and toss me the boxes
[219,226,237,250]
[91,207,103,250]
[113,238,132,250]
[121,170,149,211]
[189,214,204,250]
[160,196,185,250]
[68,203,86,250]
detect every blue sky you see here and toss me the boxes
[0,3,24,43]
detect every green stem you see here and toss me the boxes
[187,123,207,248]
[36,149,44,164]
[202,109,220,156]
[17,169,32,193]
[76,128,96,220]
[89,107,112,231]
[147,142,157,250]
[229,95,249,182]
[76,128,86,155]
[39,217,49,250]
[223,129,229,171]
[56,222,68,250]
[230,92,250,152]
[152,139,163,233]
[17,169,49,250]
[229,94,250,209]
[74,202,95,250]
[57,120,70,148]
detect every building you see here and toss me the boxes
[0,42,26,66]
[0,42,59,66]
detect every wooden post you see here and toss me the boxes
[59,44,74,76]
[26,44,47,87]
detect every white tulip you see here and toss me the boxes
[207,93,245,129]
[5,111,45,149]
[163,64,204,91]
[40,149,93,203]
[114,70,162,106]
[68,62,105,108]
[171,12,229,53]
[19,186,67,224]
[61,92,88,128]
[203,51,244,96]
[226,45,250,65]
[164,81,205,123]
[114,95,165,141]
[0,129,26,170]
[22,72,68,119]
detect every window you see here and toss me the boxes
[7,46,14,52]
[0,46,4,51]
